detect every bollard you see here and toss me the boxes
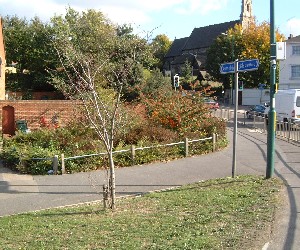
[130,145,135,166]
[52,155,59,175]
[61,153,65,174]
[212,133,216,152]
[184,138,189,157]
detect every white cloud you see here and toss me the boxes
[286,18,300,36]
[0,0,230,30]
[0,0,67,20]
[174,0,228,15]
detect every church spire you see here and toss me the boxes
[240,0,254,29]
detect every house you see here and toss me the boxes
[0,16,5,100]
[279,35,300,89]
[163,0,254,80]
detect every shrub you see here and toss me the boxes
[142,89,226,139]
[1,100,227,175]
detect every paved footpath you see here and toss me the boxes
[0,126,299,249]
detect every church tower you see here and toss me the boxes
[240,0,254,30]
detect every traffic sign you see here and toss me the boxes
[258,83,266,90]
[220,62,235,74]
[238,59,259,72]
[220,59,259,74]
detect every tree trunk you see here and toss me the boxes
[108,151,116,210]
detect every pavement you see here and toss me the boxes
[0,124,300,249]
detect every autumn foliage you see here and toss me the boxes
[142,89,226,139]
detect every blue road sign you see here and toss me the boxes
[220,62,235,74]
[220,59,259,74]
[258,83,266,90]
[238,59,259,72]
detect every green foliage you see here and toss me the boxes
[140,68,172,97]
[3,8,157,97]
[1,124,104,174]
[180,59,193,84]
[50,7,156,102]
[3,15,58,91]
[1,115,226,175]
[150,34,172,70]
[206,22,285,89]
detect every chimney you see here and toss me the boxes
[288,34,294,39]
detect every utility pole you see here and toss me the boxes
[266,0,276,178]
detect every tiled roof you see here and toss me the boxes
[165,37,189,58]
[182,20,240,51]
[286,35,300,43]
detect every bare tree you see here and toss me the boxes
[49,8,154,209]
[54,47,125,209]
[52,38,142,210]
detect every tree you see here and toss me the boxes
[150,34,172,70]
[50,8,152,209]
[206,22,285,89]
[3,15,57,91]
[140,68,172,97]
[181,59,193,83]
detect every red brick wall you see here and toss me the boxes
[0,100,82,133]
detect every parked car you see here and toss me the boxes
[203,98,219,110]
[246,105,266,119]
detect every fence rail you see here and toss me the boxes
[39,135,217,175]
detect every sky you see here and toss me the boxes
[0,0,300,41]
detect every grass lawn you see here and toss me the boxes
[0,175,283,250]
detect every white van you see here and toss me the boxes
[275,89,300,123]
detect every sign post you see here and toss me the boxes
[220,58,259,178]
[266,0,276,179]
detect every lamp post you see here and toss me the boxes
[266,0,276,178]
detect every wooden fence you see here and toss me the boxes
[46,135,218,174]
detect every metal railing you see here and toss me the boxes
[212,108,300,144]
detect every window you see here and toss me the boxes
[292,46,300,55]
[291,65,300,78]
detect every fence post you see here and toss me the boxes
[184,138,189,157]
[52,155,59,175]
[212,133,216,152]
[61,153,65,174]
[130,145,135,166]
